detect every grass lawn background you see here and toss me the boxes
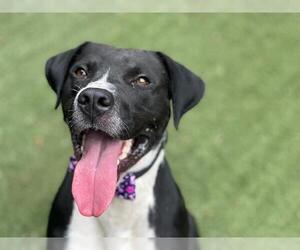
[0,14,300,236]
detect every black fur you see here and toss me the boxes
[47,170,74,237]
[45,42,205,247]
[149,160,198,237]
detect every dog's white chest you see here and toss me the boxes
[99,182,155,237]
[65,198,155,250]
[65,150,164,250]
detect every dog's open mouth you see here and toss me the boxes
[72,129,149,217]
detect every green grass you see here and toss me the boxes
[1,14,300,237]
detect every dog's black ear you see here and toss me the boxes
[157,52,205,129]
[45,42,89,109]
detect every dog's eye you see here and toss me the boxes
[132,76,150,87]
[74,67,88,79]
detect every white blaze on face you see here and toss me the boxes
[74,69,116,108]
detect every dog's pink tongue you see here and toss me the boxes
[72,131,123,217]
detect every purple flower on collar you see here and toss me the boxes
[116,173,136,200]
[68,156,136,201]
[68,156,78,172]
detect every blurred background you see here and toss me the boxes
[0,14,300,236]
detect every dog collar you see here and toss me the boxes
[68,156,136,201]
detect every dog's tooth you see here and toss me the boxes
[119,139,133,160]
[123,140,133,152]
[123,143,131,152]
[119,152,128,160]
[117,160,120,165]
[123,146,130,154]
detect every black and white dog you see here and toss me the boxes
[45,42,205,250]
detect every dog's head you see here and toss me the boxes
[45,42,205,216]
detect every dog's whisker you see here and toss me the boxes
[73,84,82,90]
[119,120,130,138]
[72,85,82,92]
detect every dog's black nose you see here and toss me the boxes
[77,88,114,117]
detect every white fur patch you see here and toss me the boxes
[65,145,164,250]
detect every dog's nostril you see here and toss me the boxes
[97,96,111,107]
[78,94,89,105]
